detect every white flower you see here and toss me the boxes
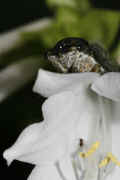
[3,69,120,180]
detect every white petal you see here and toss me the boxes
[3,91,77,165]
[4,71,101,166]
[75,107,101,144]
[111,116,120,163]
[104,101,120,180]
[110,101,120,124]
[105,121,120,180]
[91,72,120,101]
[3,122,44,166]
[42,91,75,127]
[33,69,99,97]
[107,167,120,180]
[28,165,62,180]
[58,156,76,180]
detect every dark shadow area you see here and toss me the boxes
[0,82,45,179]
[0,0,53,33]
[1,156,34,180]
[109,24,120,53]
[90,0,120,10]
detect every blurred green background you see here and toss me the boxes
[1,0,120,179]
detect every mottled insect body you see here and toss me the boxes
[48,49,99,73]
[71,51,98,73]
[46,37,120,73]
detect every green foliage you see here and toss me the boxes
[1,0,120,66]
[46,0,91,10]
[21,7,120,52]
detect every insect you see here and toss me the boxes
[80,138,84,147]
[45,37,120,73]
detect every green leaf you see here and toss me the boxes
[21,8,120,50]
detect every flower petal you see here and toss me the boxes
[106,123,120,180]
[4,71,101,167]
[104,101,120,180]
[33,69,99,97]
[3,91,77,165]
[107,167,120,180]
[4,83,100,166]
[91,72,120,101]
[110,101,120,124]
[58,156,76,180]
[111,117,120,163]
[28,165,62,180]
[3,122,44,166]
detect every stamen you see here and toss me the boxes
[99,157,111,168]
[79,141,100,158]
[99,153,120,168]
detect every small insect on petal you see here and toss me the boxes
[79,138,84,147]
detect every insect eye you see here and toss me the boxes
[59,45,63,49]
[77,46,81,50]
[55,44,63,52]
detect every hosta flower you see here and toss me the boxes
[3,69,120,180]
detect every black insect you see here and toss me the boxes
[80,138,84,147]
[45,37,119,73]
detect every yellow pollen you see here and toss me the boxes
[99,153,120,168]
[78,141,120,168]
[79,141,100,158]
